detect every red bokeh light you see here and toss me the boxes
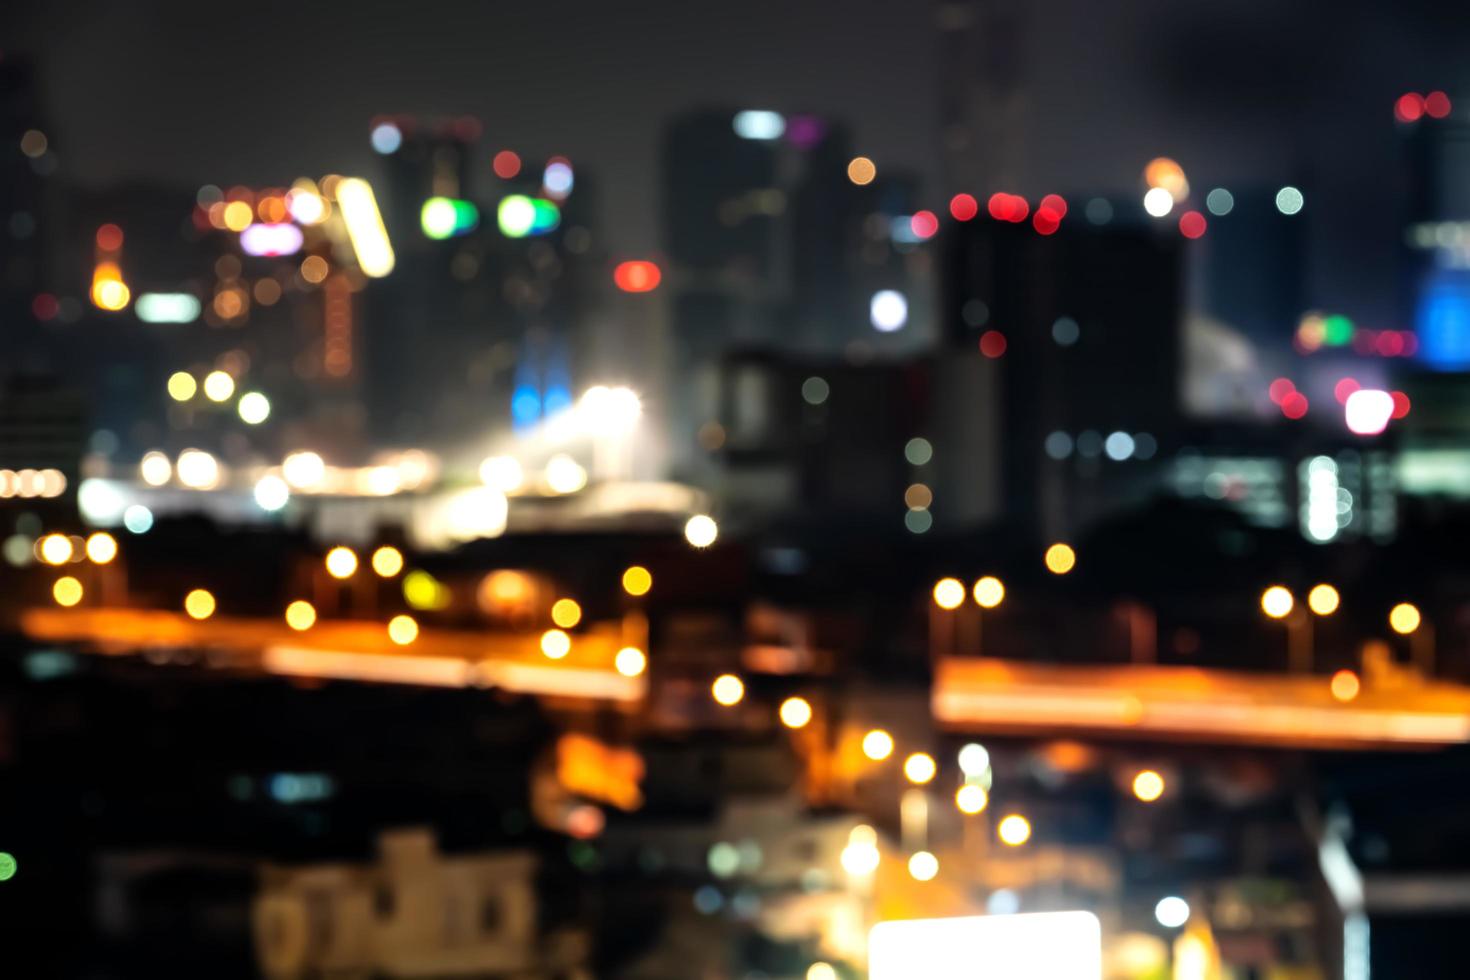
[31,293,58,321]
[979,330,1007,358]
[949,193,979,221]
[1178,211,1207,239]
[613,260,662,293]
[1281,392,1309,419]
[1401,331,1419,356]
[492,150,522,180]
[1376,331,1405,356]
[1032,207,1061,235]
[1395,93,1426,123]
[96,223,124,251]
[1334,377,1361,404]
[1268,377,1296,404]
[1039,194,1067,219]
[988,193,1028,222]
[1425,91,1452,119]
[911,210,940,239]
[1390,390,1412,419]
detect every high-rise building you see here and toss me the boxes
[660,108,929,478]
[940,215,1184,537]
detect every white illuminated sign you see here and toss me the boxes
[870,911,1102,980]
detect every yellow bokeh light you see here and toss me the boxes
[1308,583,1340,616]
[847,156,877,185]
[1389,602,1421,635]
[370,545,404,578]
[53,576,83,607]
[615,646,647,677]
[92,278,131,312]
[202,370,235,403]
[1331,669,1361,703]
[222,200,254,232]
[324,546,358,579]
[38,533,73,565]
[779,696,813,729]
[387,614,419,645]
[907,850,939,882]
[904,752,937,785]
[956,784,989,814]
[1044,543,1076,575]
[933,577,965,610]
[184,588,216,620]
[997,814,1032,846]
[1260,585,1294,619]
[85,532,117,564]
[862,728,894,761]
[622,565,652,596]
[712,673,745,706]
[167,371,197,401]
[551,597,583,628]
[973,575,1005,609]
[807,964,838,980]
[1132,769,1166,803]
[285,600,317,631]
[540,628,571,659]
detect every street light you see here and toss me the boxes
[932,577,965,610]
[1389,602,1421,635]
[1261,585,1319,672]
[973,576,1005,609]
[1389,602,1434,674]
[1260,586,1294,619]
[1307,583,1340,616]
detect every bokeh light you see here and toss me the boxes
[1389,602,1421,635]
[551,597,583,628]
[908,850,939,881]
[1044,543,1076,574]
[1331,669,1361,702]
[541,628,572,659]
[956,784,989,814]
[1261,586,1294,619]
[904,752,937,785]
[371,546,404,578]
[1132,769,1165,802]
[973,576,1005,609]
[387,614,419,645]
[184,589,216,620]
[622,565,653,596]
[712,673,745,706]
[615,646,647,677]
[862,728,894,761]
[779,696,813,729]
[1308,584,1340,616]
[325,546,358,579]
[85,532,117,564]
[846,156,876,185]
[53,576,83,607]
[285,600,317,631]
[684,514,719,548]
[933,577,966,610]
[997,814,1032,846]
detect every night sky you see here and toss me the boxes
[7,0,1470,322]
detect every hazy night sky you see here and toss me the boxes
[7,0,1470,322]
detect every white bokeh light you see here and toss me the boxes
[870,290,909,332]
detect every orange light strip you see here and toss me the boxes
[934,658,1470,748]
